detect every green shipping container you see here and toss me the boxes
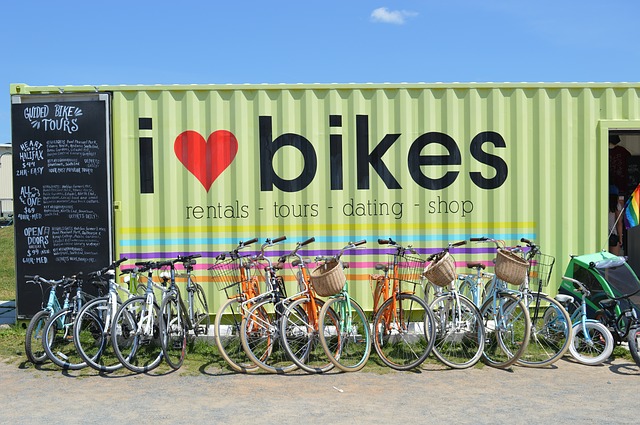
[10,82,640,314]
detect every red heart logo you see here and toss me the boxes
[174,130,238,192]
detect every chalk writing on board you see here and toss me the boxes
[23,104,83,134]
[17,186,43,222]
[15,140,45,177]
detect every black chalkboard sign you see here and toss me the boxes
[11,94,113,318]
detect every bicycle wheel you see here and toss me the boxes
[190,283,210,336]
[74,297,124,372]
[569,321,614,365]
[480,293,531,368]
[318,295,371,372]
[627,326,640,366]
[43,307,88,370]
[280,297,337,374]
[214,297,259,373]
[518,293,571,367]
[111,296,163,373]
[372,293,435,370]
[160,294,187,370]
[423,282,441,306]
[25,310,51,364]
[240,298,298,374]
[430,292,485,369]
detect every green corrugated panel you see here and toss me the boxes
[12,83,640,312]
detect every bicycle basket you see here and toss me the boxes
[310,260,346,297]
[423,252,456,287]
[495,249,529,285]
[208,257,243,291]
[396,255,428,285]
[528,253,555,289]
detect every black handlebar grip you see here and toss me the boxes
[246,237,259,246]
[354,239,367,246]
[452,240,467,247]
[300,237,316,246]
[520,238,532,245]
[272,235,287,244]
[378,238,390,245]
[470,237,486,242]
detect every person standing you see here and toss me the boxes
[609,185,624,255]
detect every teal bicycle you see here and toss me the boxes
[317,241,371,372]
[24,275,75,364]
[41,274,98,370]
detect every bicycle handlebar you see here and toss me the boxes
[562,276,590,297]
[427,240,466,261]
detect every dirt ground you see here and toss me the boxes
[1,357,639,425]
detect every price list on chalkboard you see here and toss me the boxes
[11,94,113,318]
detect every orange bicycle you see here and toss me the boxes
[279,237,340,374]
[370,238,436,370]
[211,238,262,373]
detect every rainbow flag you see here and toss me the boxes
[625,184,640,228]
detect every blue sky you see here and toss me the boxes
[1,0,639,143]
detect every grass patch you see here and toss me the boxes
[0,226,15,300]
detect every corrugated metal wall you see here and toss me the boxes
[14,83,640,312]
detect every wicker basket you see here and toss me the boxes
[495,249,529,285]
[310,260,346,297]
[424,252,457,287]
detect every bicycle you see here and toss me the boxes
[594,285,640,366]
[159,254,210,370]
[317,240,371,372]
[73,258,137,373]
[111,261,168,373]
[24,275,75,364]
[212,238,263,373]
[457,263,493,308]
[369,238,436,370]
[555,276,614,365]
[41,273,99,370]
[515,238,572,367]
[240,236,304,374]
[472,237,532,368]
[279,237,340,374]
[425,241,485,369]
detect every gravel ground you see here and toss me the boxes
[1,357,639,424]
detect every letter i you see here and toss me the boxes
[329,115,343,190]
[138,117,154,194]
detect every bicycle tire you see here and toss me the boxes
[627,326,640,366]
[214,297,259,373]
[43,307,88,370]
[480,293,531,368]
[569,321,614,365]
[111,296,163,373]
[240,298,298,374]
[372,293,435,370]
[25,310,51,365]
[280,297,337,374]
[190,283,210,336]
[318,295,371,372]
[430,293,485,369]
[423,282,441,307]
[160,294,187,370]
[74,297,124,372]
[517,293,571,367]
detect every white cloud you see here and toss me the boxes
[370,7,418,25]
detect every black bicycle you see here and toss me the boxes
[595,288,640,366]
